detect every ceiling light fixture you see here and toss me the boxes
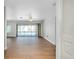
[28,13,33,21]
[19,17,23,20]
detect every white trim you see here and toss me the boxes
[56,0,63,59]
[43,36,56,45]
[4,46,7,50]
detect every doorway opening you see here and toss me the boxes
[5,0,56,59]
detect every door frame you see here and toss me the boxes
[4,0,64,59]
[56,0,63,59]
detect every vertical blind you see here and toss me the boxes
[17,25,38,36]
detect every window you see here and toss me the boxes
[7,25,11,33]
[17,25,38,36]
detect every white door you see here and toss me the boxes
[61,0,74,59]
[56,0,74,59]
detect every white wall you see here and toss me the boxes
[6,6,13,20]
[41,5,56,45]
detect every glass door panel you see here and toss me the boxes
[17,25,38,36]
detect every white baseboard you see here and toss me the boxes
[4,47,7,50]
[42,36,56,46]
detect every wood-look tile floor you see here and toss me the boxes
[5,37,56,59]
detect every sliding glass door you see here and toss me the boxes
[17,25,38,36]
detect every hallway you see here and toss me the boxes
[5,37,56,59]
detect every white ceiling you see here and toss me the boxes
[5,0,56,20]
